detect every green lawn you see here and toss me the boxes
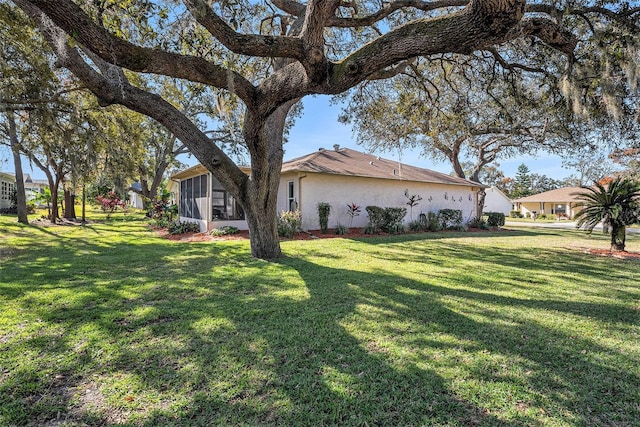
[1,212,639,426]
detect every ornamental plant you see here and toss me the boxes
[317,202,331,233]
[346,203,361,228]
[574,177,640,251]
[96,191,126,218]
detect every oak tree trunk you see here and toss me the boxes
[64,189,76,219]
[236,105,291,259]
[7,110,29,224]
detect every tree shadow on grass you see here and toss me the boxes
[1,228,639,426]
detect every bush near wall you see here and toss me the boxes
[364,206,407,234]
[438,209,463,229]
[485,212,506,227]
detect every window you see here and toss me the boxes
[1,181,15,201]
[211,176,244,220]
[180,174,208,220]
[288,181,296,211]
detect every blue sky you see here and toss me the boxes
[2,95,572,181]
[285,95,571,179]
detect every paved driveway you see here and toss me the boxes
[504,221,640,234]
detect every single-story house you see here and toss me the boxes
[483,186,512,216]
[512,187,585,218]
[1,171,16,209]
[171,147,485,232]
[128,182,145,209]
[23,174,49,201]
[171,163,251,232]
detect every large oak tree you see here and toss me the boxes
[12,0,639,258]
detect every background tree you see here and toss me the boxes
[0,2,59,223]
[610,148,640,181]
[511,163,532,199]
[13,0,640,258]
[562,149,620,187]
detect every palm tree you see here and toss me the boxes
[574,177,640,251]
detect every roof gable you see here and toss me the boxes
[282,148,482,187]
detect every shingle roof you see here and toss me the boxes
[513,187,585,203]
[282,148,483,187]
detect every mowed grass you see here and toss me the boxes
[1,212,639,426]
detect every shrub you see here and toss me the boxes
[510,210,523,218]
[365,206,386,233]
[467,216,488,229]
[426,212,441,231]
[365,206,407,233]
[149,218,171,229]
[546,214,557,220]
[210,226,239,236]
[539,213,547,219]
[26,202,36,214]
[485,212,505,227]
[525,212,531,218]
[334,223,348,235]
[438,209,463,229]
[408,220,425,232]
[96,191,126,218]
[383,207,407,233]
[317,202,331,233]
[277,209,302,238]
[168,220,200,235]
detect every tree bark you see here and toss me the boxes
[64,188,76,219]
[7,110,29,224]
[611,225,626,251]
[237,104,291,259]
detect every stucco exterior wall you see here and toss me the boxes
[278,172,478,230]
[483,187,512,215]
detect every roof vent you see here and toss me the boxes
[369,161,374,165]
[318,147,325,151]
[333,144,340,151]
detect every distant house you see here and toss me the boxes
[171,147,485,232]
[23,174,49,201]
[1,171,16,210]
[513,187,585,218]
[483,186,512,216]
[128,182,145,209]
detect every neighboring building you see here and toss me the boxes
[128,182,145,209]
[23,174,49,201]
[513,187,584,218]
[483,186,512,216]
[1,171,16,210]
[171,147,484,232]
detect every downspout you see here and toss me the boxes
[298,172,306,226]
[171,178,180,219]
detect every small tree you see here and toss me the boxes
[404,189,422,221]
[317,202,331,233]
[574,177,640,251]
[346,203,361,228]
